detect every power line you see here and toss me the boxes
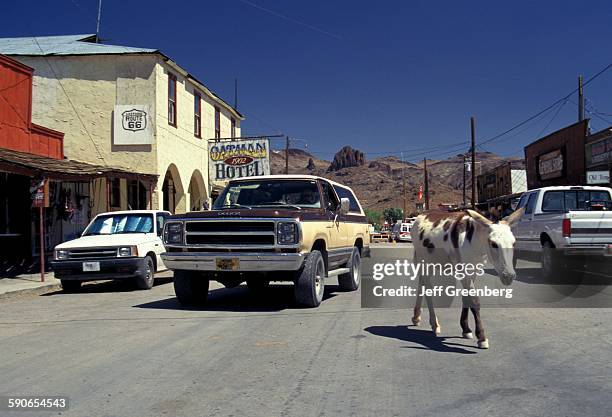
[479,61,612,147]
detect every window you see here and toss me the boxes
[215,106,221,139]
[110,178,121,208]
[525,193,538,215]
[516,193,529,210]
[212,180,322,209]
[168,73,177,127]
[194,92,201,138]
[542,190,612,212]
[127,180,147,210]
[333,185,361,213]
[156,214,167,236]
[84,213,154,235]
[320,181,339,210]
[231,117,236,138]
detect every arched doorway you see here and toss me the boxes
[162,164,184,213]
[188,170,207,211]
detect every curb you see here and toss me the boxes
[0,282,63,300]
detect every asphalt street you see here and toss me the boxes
[1,244,611,417]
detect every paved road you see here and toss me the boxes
[1,245,611,417]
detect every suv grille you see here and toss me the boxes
[184,220,278,249]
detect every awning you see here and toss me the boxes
[0,147,158,182]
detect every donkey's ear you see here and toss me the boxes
[466,209,492,227]
[501,207,524,227]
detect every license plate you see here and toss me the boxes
[216,258,239,271]
[82,261,100,272]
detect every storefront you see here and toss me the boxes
[585,128,612,186]
[0,148,156,274]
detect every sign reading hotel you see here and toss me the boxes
[113,105,154,145]
[208,138,271,186]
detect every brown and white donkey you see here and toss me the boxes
[410,208,523,349]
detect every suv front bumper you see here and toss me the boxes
[161,252,305,272]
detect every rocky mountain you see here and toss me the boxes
[270,147,523,213]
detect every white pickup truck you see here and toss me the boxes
[512,186,612,278]
[51,210,171,292]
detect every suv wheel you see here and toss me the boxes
[174,270,209,306]
[339,246,361,291]
[294,250,325,307]
[135,256,155,290]
[61,280,81,293]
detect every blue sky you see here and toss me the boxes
[3,0,612,162]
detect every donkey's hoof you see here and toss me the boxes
[478,339,489,349]
[432,327,441,336]
[462,332,474,339]
[411,317,421,326]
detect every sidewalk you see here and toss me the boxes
[0,272,62,299]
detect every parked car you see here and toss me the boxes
[51,210,171,292]
[512,186,612,279]
[161,175,371,308]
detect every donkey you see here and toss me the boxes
[410,208,523,349]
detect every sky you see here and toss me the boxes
[2,0,612,162]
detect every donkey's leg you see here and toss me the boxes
[467,278,488,348]
[459,279,473,339]
[422,275,440,335]
[412,275,423,326]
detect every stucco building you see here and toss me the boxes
[0,34,243,215]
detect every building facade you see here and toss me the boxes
[524,120,589,189]
[0,34,243,215]
[476,163,527,204]
[585,127,612,186]
[0,53,156,273]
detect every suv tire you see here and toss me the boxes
[339,246,361,291]
[294,250,325,307]
[135,256,155,290]
[174,270,209,306]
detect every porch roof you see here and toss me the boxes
[0,147,157,182]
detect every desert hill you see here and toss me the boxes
[270,147,523,212]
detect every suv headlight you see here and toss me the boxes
[277,222,299,245]
[164,222,184,245]
[118,246,138,257]
[54,249,69,260]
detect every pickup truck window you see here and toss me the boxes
[525,193,538,215]
[542,190,611,212]
[213,180,322,209]
[333,185,361,213]
[83,213,154,235]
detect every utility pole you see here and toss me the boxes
[462,154,467,207]
[96,0,103,43]
[423,158,430,211]
[285,136,289,174]
[402,176,407,221]
[234,78,238,110]
[578,75,584,122]
[471,116,476,209]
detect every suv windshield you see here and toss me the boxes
[213,180,322,209]
[83,213,154,235]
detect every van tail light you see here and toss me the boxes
[562,218,571,237]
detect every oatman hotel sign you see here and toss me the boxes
[208,138,271,186]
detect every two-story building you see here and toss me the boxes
[0,34,243,215]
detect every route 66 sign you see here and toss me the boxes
[122,109,147,131]
[113,104,154,145]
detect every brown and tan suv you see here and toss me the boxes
[161,175,370,307]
